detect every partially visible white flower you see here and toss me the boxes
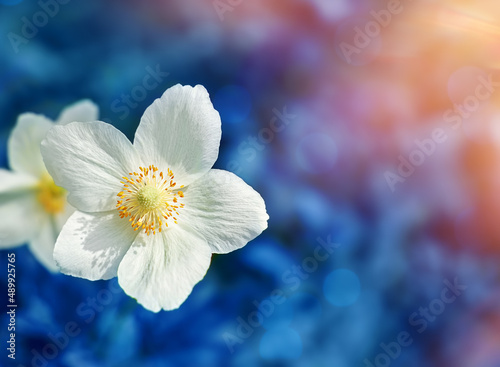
[0,100,99,271]
[41,85,269,312]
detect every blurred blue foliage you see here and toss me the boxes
[0,1,499,367]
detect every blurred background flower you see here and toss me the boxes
[0,100,97,272]
[1,0,500,366]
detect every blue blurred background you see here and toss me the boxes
[2,0,500,366]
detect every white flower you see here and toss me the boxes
[41,84,269,312]
[0,100,99,271]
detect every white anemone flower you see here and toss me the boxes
[0,100,99,271]
[41,84,269,312]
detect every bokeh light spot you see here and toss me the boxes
[259,327,303,360]
[213,85,252,124]
[296,133,337,173]
[323,269,361,307]
[309,0,351,21]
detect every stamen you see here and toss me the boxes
[37,174,66,214]
[116,165,184,235]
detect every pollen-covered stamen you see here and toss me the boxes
[38,173,66,214]
[116,165,185,235]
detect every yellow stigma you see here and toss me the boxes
[117,165,185,235]
[137,186,161,210]
[37,174,66,214]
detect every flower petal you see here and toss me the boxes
[117,227,212,312]
[8,113,53,178]
[0,191,44,248]
[180,169,268,254]
[134,84,221,186]
[28,215,59,272]
[28,194,75,272]
[53,211,137,280]
[0,169,38,194]
[41,121,141,212]
[57,99,99,125]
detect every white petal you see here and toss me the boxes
[28,193,75,272]
[117,227,212,312]
[8,113,53,178]
[134,84,221,186]
[53,211,137,280]
[180,169,268,254]
[0,191,44,248]
[0,169,38,194]
[41,121,141,212]
[28,215,59,272]
[57,100,99,125]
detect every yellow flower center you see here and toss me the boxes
[37,174,66,214]
[137,186,161,210]
[117,165,185,235]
